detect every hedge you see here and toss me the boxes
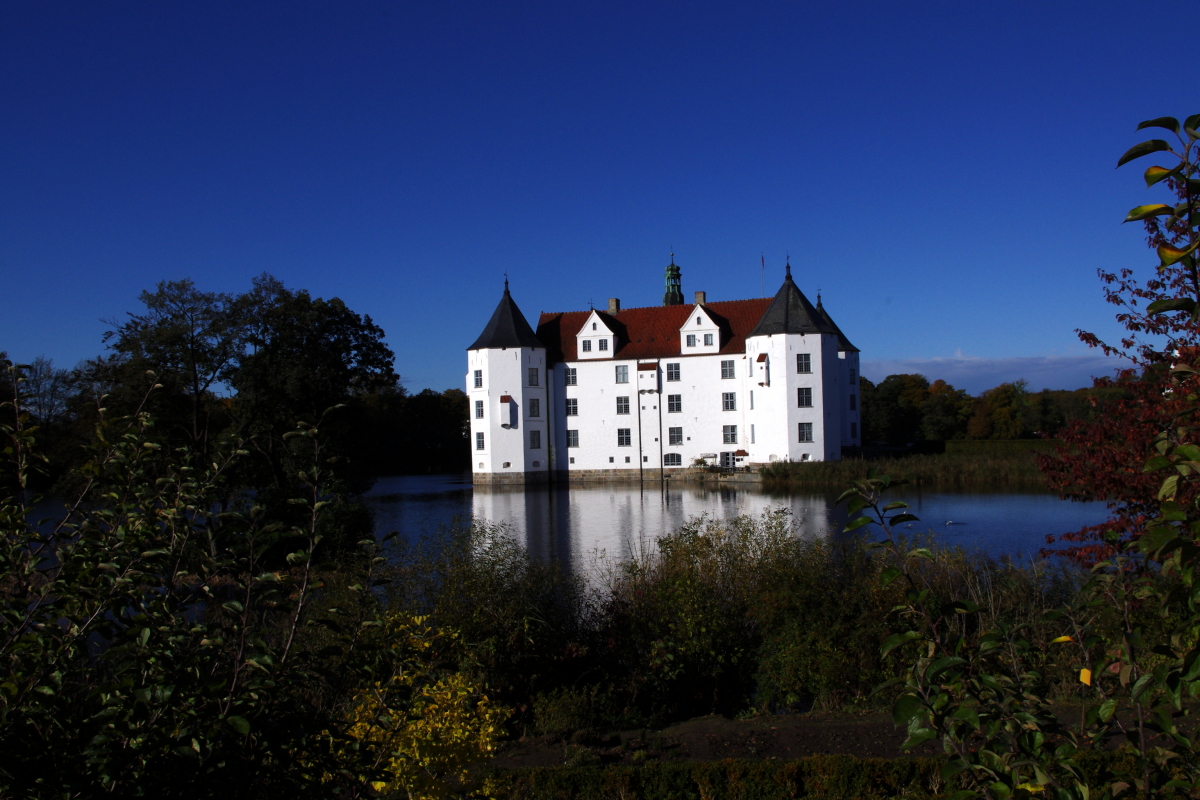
[944,439,1060,455]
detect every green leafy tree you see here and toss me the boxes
[920,378,973,441]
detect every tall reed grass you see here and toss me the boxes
[760,451,1047,489]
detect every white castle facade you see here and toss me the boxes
[466,261,860,483]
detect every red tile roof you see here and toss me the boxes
[536,299,773,364]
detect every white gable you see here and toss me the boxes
[678,304,721,354]
[576,309,618,360]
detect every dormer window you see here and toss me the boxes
[582,340,592,352]
[592,323,597,330]
[599,339,608,351]
[696,317,701,325]
[704,333,713,346]
[687,334,696,347]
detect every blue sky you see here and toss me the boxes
[1,1,1191,395]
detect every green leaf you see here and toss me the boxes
[1124,204,1177,223]
[1099,698,1118,722]
[892,694,923,727]
[843,515,873,532]
[1131,673,1155,703]
[1184,113,1200,135]
[889,513,920,526]
[881,630,922,657]
[927,656,966,680]
[1147,296,1200,316]
[1136,116,1180,135]
[1118,139,1173,167]
[226,715,251,734]
[1159,242,1200,267]
[880,566,902,588]
[1144,164,1180,187]
[882,501,909,511]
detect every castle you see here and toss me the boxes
[466,259,860,483]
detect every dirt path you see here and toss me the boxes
[491,710,941,770]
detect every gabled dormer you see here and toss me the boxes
[678,303,722,354]
[575,309,619,360]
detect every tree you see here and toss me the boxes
[1040,114,1200,560]
[104,279,244,456]
[966,380,1031,440]
[863,374,929,445]
[920,379,972,441]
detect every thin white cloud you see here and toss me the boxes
[861,354,1120,395]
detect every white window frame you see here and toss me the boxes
[475,432,485,450]
[722,425,738,444]
[666,362,680,381]
[598,338,608,351]
[798,422,813,442]
[528,398,540,417]
[668,427,683,446]
[720,360,735,379]
[582,340,592,352]
[797,353,811,374]
[617,428,632,447]
[529,430,541,449]
[664,453,682,466]
[667,394,681,413]
[528,367,538,386]
[686,334,696,347]
[566,429,579,448]
[565,398,578,416]
[797,387,813,408]
[615,365,629,384]
[565,367,577,385]
[473,369,483,388]
[722,392,736,411]
[616,396,630,415]
[474,400,483,419]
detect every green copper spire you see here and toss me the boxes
[663,254,683,306]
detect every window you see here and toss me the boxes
[528,367,538,386]
[703,333,713,346]
[582,340,592,352]
[666,362,680,381]
[615,365,629,383]
[475,432,485,450]
[567,429,579,448]
[598,338,608,351]
[797,387,812,407]
[565,367,577,385]
[528,398,540,417]
[749,390,754,409]
[797,353,811,373]
[722,392,736,411]
[473,369,483,388]
[751,424,755,444]
[617,428,631,447]
[686,334,696,347]
[668,427,683,446]
[849,369,856,382]
[616,396,630,415]
[569,457,575,464]
[664,453,682,466]
[474,400,483,419]
[798,422,813,442]
[850,422,858,438]
[723,425,738,444]
[721,360,735,379]
[529,430,541,449]
[625,456,631,463]
[667,394,681,413]
[696,317,701,325]
[849,394,857,411]
[592,322,597,330]
[565,398,578,416]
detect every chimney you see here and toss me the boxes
[608,298,620,314]
[694,291,706,305]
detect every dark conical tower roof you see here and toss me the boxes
[747,262,834,338]
[467,281,545,350]
[815,294,859,353]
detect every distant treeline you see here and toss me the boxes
[4,274,469,500]
[859,373,1124,446]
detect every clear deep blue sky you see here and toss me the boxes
[1,2,1193,395]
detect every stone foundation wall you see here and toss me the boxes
[471,470,551,485]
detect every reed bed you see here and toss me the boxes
[760,450,1048,490]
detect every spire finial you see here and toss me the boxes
[503,271,510,293]
[785,254,791,279]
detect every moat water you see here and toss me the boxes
[363,474,1112,571]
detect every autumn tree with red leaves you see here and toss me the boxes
[1039,115,1200,562]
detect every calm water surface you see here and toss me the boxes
[363,474,1112,569]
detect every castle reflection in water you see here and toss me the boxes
[363,474,1111,575]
